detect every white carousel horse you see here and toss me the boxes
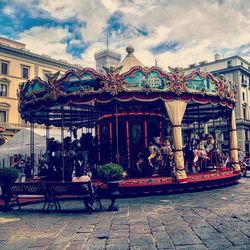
[148,143,160,167]
[193,141,209,172]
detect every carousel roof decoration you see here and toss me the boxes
[18,46,238,127]
[119,45,144,74]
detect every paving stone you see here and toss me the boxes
[31,237,55,247]
[1,237,35,250]
[175,244,208,250]
[106,237,128,245]
[130,234,155,247]
[229,237,250,245]
[194,232,226,240]
[192,226,218,234]
[77,225,94,233]
[131,245,156,250]
[109,230,129,238]
[154,236,175,249]
[150,226,166,232]
[203,238,233,248]
[226,246,250,250]
[65,240,86,250]
[110,224,130,230]
[130,227,151,234]
[71,232,90,241]
[106,244,129,250]
[240,227,250,237]
[171,233,203,246]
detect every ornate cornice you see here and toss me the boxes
[18,66,238,124]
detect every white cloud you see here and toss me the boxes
[6,0,250,70]
[37,0,110,42]
[18,26,84,64]
[2,6,15,16]
[98,0,250,68]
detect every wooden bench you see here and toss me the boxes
[43,182,95,213]
[0,181,97,213]
[0,182,44,211]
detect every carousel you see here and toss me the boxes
[18,46,241,195]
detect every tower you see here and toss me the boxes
[94,50,121,73]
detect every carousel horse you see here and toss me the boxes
[206,136,220,169]
[136,148,154,177]
[160,139,174,176]
[193,141,209,172]
[68,126,78,140]
[184,142,194,173]
[148,142,160,168]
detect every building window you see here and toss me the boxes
[0,83,7,97]
[243,107,247,120]
[0,61,9,75]
[0,110,7,122]
[242,74,244,83]
[243,92,245,102]
[21,66,29,79]
[245,130,249,141]
[227,60,232,67]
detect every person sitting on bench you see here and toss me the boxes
[72,167,90,182]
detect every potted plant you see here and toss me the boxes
[0,167,18,184]
[97,163,123,211]
[0,167,18,211]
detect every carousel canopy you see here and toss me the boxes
[18,47,238,128]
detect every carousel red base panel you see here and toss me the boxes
[96,168,240,197]
[0,169,240,208]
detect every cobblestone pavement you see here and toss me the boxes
[0,178,250,250]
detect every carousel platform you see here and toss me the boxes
[95,168,241,197]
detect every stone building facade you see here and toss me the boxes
[0,37,81,142]
[186,54,250,154]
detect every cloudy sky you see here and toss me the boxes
[1,0,250,68]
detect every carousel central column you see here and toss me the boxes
[165,100,188,183]
[229,109,241,173]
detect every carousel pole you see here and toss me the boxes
[165,100,188,183]
[204,123,208,135]
[30,118,35,178]
[46,124,50,157]
[46,125,50,143]
[187,108,190,142]
[61,106,65,182]
[115,102,120,164]
[198,105,201,135]
[144,120,148,148]
[160,120,163,144]
[97,124,101,162]
[212,105,216,147]
[70,106,73,140]
[229,109,241,173]
[109,121,113,161]
[126,120,130,168]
